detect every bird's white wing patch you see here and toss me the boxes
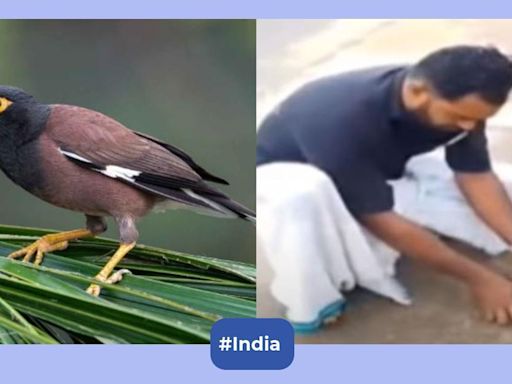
[59,147,141,182]
[102,165,141,181]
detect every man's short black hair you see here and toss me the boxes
[409,45,512,105]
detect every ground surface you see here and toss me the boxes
[258,241,512,343]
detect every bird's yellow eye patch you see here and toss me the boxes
[0,97,12,113]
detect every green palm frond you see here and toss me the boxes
[0,224,255,344]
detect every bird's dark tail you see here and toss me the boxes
[180,187,255,224]
[210,196,256,224]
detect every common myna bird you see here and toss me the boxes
[0,86,255,296]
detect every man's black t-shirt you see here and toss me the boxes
[256,66,491,216]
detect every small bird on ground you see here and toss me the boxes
[0,86,255,296]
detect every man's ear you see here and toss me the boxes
[405,79,431,109]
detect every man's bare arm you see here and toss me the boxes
[456,171,512,245]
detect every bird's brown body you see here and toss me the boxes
[0,86,254,296]
[36,105,160,220]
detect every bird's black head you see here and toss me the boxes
[0,85,50,142]
[0,85,36,103]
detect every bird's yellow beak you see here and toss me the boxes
[0,97,12,113]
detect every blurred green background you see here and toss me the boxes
[0,20,255,263]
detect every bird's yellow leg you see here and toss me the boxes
[86,242,135,297]
[7,229,94,266]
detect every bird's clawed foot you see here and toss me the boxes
[8,237,69,266]
[7,229,93,266]
[86,269,132,297]
[85,242,135,297]
[10,232,135,298]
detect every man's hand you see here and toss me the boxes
[470,272,512,325]
[360,211,512,324]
